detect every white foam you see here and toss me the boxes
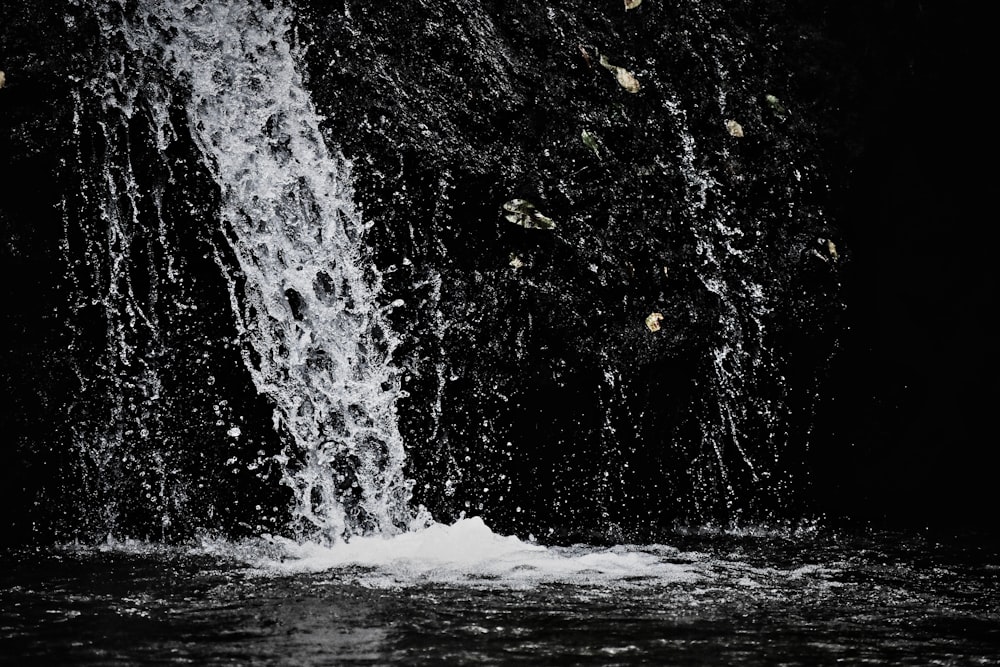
[247,517,701,589]
[107,0,412,541]
[63,520,843,594]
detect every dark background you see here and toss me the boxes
[807,1,994,529]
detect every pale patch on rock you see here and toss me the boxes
[599,55,641,93]
[503,199,556,230]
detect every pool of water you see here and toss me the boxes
[2,524,997,665]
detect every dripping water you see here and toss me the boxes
[63,56,176,538]
[660,98,772,516]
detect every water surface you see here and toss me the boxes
[3,524,997,665]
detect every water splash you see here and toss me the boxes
[63,62,175,538]
[230,517,703,589]
[81,0,412,542]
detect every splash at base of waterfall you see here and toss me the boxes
[241,516,701,588]
[8,524,997,666]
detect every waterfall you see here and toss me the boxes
[75,0,412,542]
[46,0,842,543]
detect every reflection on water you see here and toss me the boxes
[2,527,998,665]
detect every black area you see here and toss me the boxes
[0,1,89,546]
[805,1,996,529]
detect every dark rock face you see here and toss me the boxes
[1,2,87,544]
[294,0,844,540]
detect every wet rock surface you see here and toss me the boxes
[294,0,844,537]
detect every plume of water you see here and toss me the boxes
[85,0,412,542]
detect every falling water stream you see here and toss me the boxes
[77,0,413,543]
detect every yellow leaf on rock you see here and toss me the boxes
[625,0,643,10]
[599,55,640,93]
[581,129,602,158]
[725,119,744,137]
[645,312,664,332]
[503,199,557,230]
[615,68,641,93]
[765,93,788,116]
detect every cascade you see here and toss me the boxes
[39,0,842,543]
[67,0,412,542]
